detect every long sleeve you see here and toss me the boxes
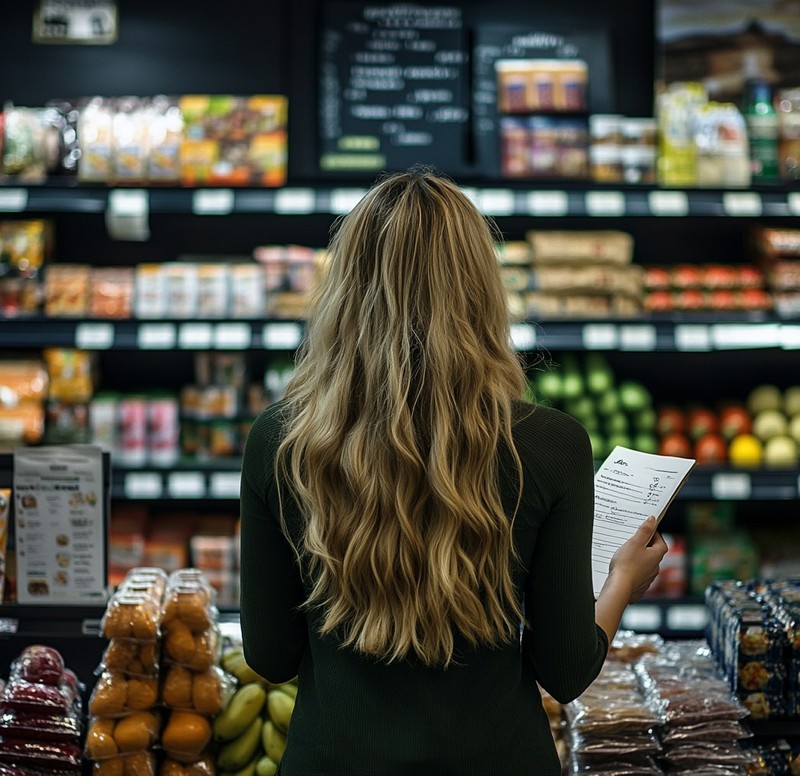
[239,407,308,683]
[519,411,608,703]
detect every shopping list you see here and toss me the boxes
[592,445,695,598]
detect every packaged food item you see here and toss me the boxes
[1,106,48,181]
[0,489,8,602]
[693,102,750,187]
[134,264,166,319]
[777,87,800,181]
[161,569,216,634]
[101,589,162,641]
[145,96,183,183]
[90,750,156,776]
[44,348,96,403]
[101,638,160,676]
[78,97,114,182]
[44,264,91,317]
[196,264,229,318]
[147,395,179,466]
[161,710,212,763]
[118,396,148,467]
[0,738,82,771]
[90,267,134,319]
[230,263,265,317]
[527,230,634,265]
[112,97,149,183]
[657,81,706,187]
[163,263,199,318]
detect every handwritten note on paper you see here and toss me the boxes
[592,445,695,598]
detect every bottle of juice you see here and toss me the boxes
[743,78,779,182]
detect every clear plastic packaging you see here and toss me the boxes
[0,707,82,742]
[101,638,161,677]
[160,709,213,763]
[12,644,65,686]
[90,750,156,776]
[159,754,216,776]
[88,670,159,717]
[0,676,73,713]
[161,664,234,715]
[163,625,220,671]
[0,737,82,770]
[101,590,162,641]
[84,711,160,759]
[161,569,217,634]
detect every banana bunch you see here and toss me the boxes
[216,647,297,776]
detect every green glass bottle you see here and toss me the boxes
[743,79,779,182]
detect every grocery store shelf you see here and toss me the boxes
[110,460,800,501]
[0,318,305,350]
[3,316,799,352]
[3,182,800,217]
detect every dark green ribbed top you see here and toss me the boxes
[239,401,608,776]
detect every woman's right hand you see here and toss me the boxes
[608,516,669,604]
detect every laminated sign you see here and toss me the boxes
[13,445,108,604]
[33,0,118,45]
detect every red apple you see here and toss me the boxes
[740,288,772,310]
[672,264,703,288]
[738,265,764,288]
[659,432,693,458]
[687,407,719,440]
[694,433,728,464]
[645,266,671,290]
[644,290,675,312]
[719,405,752,441]
[657,406,686,436]
[17,645,64,686]
[676,289,707,310]
[710,289,738,310]
[704,264,738,288]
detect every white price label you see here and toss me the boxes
[263,322,303,349]
[0,188,28,212]
[330,188,367,214]
[75,322,114,349]
[619,325,656,351]
[124,472,163,499]
[781,324,800,349]
[675,324,711,351]
[712,473,751,500]
[179,323,213,349]
[788,192,800,216]
[648,190,689,216]
[477,189,515,215]
[723,192,762,217]
[192,189,235,215]
[582,324,618,349]
[621,605,661,631]
[665,605,708,632]
[526,190,568,216]
[214,323,251,350]
[509,323,536,350]
[210,471,241,499]
[274,188,315,214]
[107,189,150,241]
[137,323,176,350]
[167,472,206,499]
[585,191,626,216]
[460,187,479,206]
[711,324,780,349]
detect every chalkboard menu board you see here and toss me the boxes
[472,26,612,178]
[319,3,469,175]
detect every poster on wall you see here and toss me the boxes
[472,26,613,180]
[33,0,118,44]
[13,445,108,604]
[657,0,800,101]
[318,3,469,175]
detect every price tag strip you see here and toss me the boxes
[209,472,241,499]
[192,189,235,215]
[585,191,626,217]
[137,323,177,350]
[509,323,536,351]
[582,324,618,350]
[124,472,163,499]
[75,322,115,350]
[0,188,28,212]
[178,323,213,349]
[262,322,303,349]
[274,188,316,214]
[167,472,206,499]
[526,190,569,216]
[711,472,751,500]
[619,325,656,351]
[648,190,689,217]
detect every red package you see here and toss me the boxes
[0,708,82,741]
[0,737,82,770]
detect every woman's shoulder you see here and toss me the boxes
[511,400,592,462]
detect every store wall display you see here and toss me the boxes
[0,0,798,639]
[318,2,469,175]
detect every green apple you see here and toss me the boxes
[596,390,620,417]
[633,433,659,454]
[632,406,657,433]
[605,413,629,435]
[618,380,651,412]
[747,384,782,415]
[753,410,788,442]
[536,371,563,403]
[763,435,799,467]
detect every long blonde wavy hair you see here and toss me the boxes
[276,169,528,666]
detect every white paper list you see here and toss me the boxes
[592,446,695,598]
